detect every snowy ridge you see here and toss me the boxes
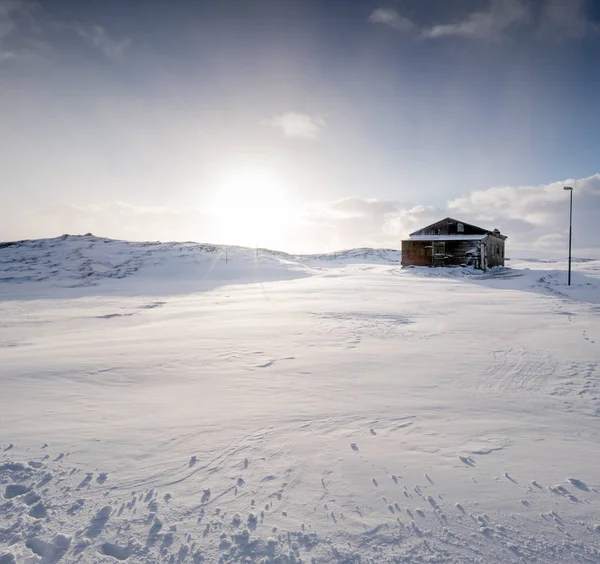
[0,235,303,286]
[1,238,600,563]
[0,235,399,288]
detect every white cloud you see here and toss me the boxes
[538,0,599,41]
[2,176,599,257]
[301,175,600,256]
[368,8,416,33]
[371,0,597,44]
[73,24,131,59]
[270,113,326,140]
[1,202,214,244]
[423,0,530,41]
[447,174,600,256]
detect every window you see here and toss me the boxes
[457,222,464,233]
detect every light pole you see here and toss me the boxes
[563,186,573,285]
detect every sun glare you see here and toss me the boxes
[210,165,294,248]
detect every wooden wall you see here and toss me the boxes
[402,240,482,268]
[486,235,505,267]
[401,240,431,266]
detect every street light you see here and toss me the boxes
[563,186,573,286]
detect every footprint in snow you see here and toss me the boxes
[4,484,30,499]
[77,473,93,489]
[351,443,359,451]
[567,477,590,491]
[101,541,132,560]
[96,313,135,319]
[139,301,166,310]
[86,506,112,538]
[29,502,48,519]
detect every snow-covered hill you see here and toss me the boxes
[1,236,600,563]
[0,235,399,293]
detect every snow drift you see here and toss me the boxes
[1,236,599,563]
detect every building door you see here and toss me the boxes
[432,241,445,267]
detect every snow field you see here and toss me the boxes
[1,237,600,562]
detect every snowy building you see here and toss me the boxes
[401,217,507,270]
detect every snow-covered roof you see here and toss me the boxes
[409,234,488,241]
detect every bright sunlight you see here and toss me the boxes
[209,165,295,248]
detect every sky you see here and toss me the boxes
[1,0,599,256]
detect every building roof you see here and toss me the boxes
[409,217,506,239]
[408,234,488,241]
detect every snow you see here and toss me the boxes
[1,236,600,563]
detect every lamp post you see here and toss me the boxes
[563,186,573,286]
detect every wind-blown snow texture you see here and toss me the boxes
[1,235,600,563]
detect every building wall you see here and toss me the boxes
[401,240,431,266]
[486,235,505,267]
[402,239,482,268]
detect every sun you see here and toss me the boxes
[209,165,294,248]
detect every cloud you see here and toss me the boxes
[300,175,600,256]
[0,1,130,61]
[537,0,599,41]
[2,176,599,257]
[1,202,215,244]
[0,0,35,58]
[370,0,598,44]
[270,113,326,140]
[74,24,131,59]
[423,0,530,41]
[447,174,600,256]
[0,0,28,39]
[368,8,416,33]
[292,198,441,252]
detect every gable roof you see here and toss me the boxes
[409,234,488,241]
[410,217,480,236]
[409,217,506,239]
